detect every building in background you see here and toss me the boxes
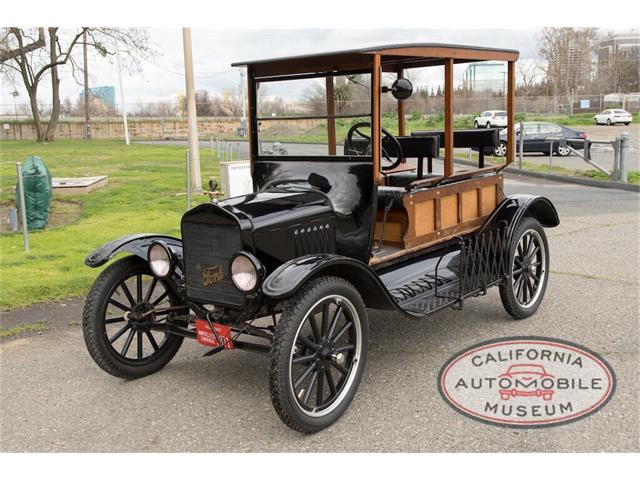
[80,86,116,110]
[597,31,640,93]
[462,62,507,93]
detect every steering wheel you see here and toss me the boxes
[345,121,404,172]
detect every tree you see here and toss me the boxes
[538,27,598,114]
[0,28,45,63]
[596,32,640,94]
[1,27,153,141]
[517,60,542,97]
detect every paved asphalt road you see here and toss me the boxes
[1,175,638,452]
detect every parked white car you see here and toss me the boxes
[474,110,508,128]
[593,109,632,126]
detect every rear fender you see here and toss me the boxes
[85,234,183,268]
[481,194,559,240]
[262,254,399,311]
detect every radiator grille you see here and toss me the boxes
[182,221,244,306]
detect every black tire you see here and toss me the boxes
[474,121,479,128]
[486,121,492,129]
[83,256,185,379]
[499,217,550,320]
[557,144,571,157]
[625,122,630,126]
[593,118,598,125]
[269,276,368,433]
[607,119,612,126]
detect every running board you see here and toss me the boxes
[378,225,509,316]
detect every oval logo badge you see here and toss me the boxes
[438,337,616,428]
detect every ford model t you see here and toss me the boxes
[83,44,559,433]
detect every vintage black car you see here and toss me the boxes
[83,43,559,433]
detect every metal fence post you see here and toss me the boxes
[15,162,30,252]
[548,140,553,175]
[619,132,629,183]
[518,121,524,169]
[210,136,213,157]
[185,149,191,209]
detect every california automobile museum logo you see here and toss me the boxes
[438,337,616,427]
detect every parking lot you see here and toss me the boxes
[1,174,637,452]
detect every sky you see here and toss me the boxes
[2,28,545,111]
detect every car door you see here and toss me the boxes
[538,123,562,152]
[521,123,541,152]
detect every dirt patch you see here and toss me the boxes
[0,199,82,233]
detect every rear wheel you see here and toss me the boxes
[499,217,549,319]
[593,118,598,125]
[607,118,612,126]
[494,141,507,157]
[486,121,492,129]
[83,256,185,379]
[269,276,368,433]
[557,144,571,157]
[625,122,630,126]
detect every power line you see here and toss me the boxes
[147,61,235,79]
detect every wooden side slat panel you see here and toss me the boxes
[441,194,458,228]
[414,199,436,236]
[461,189,479,221]
[481,185,497,215]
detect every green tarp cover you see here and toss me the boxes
[16,156,52,230]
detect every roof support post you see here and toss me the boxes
[372,53,381,184]
[326,76,337,155]
[444,58,454,177]
[507,60,516,166]
[397,67,405,137]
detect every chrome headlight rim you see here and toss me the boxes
[147,241,174,278]
[229,251,264,293]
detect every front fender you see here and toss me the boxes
[262,254,399,310]
[85,233,183,268]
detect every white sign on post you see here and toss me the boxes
[220,161,253,198]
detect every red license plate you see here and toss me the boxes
[195,319,234,349]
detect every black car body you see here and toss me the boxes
[82,43,559,433]
[490,122,587,157]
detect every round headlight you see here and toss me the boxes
[148,242,173,278]
[230,253,261,292]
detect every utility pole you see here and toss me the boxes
[83,30,91,140]
[115,44,130,145]
[182,27,202,193]
[240,67,247,136]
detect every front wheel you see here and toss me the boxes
[474,121,479,128]
[607,119,612,126]
[269,276,368,433]
[83,256,185,379]
[499,217,550,319]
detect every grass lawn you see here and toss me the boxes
[0,140,221,310]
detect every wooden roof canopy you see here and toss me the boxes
[234,43,519,180]
[231,43,519,77]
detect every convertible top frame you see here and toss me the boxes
[233,42,519,183]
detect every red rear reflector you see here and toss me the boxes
[580,133,587,138]
[195,319,234,349]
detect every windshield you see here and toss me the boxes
[256,73,372,157]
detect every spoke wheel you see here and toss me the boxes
[83,256,185,379]
[269,276,368,433]
[557,145,571,157]
[499,217,550,319]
